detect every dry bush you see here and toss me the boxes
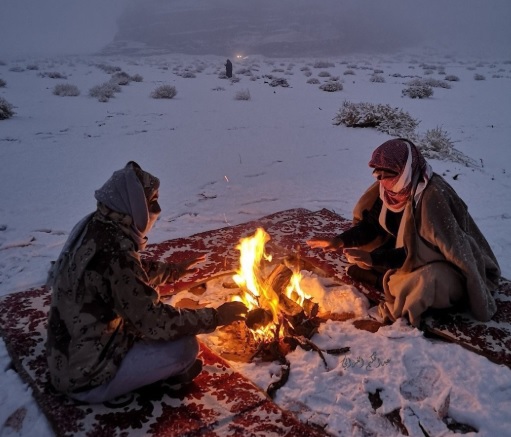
[319,81,343,92]
[269,78,289,87]
[318,71,331,77]
[89,82,121,102]
[370,75,385,83]
[343,69,356,75]
[53,83,80,97]
[306,78,320,84]
[0,78,6,88]
[313,61,335,69]
[474,73,486,80]
[111,72,131,86]
[445,75,460,82]
[150,85,177,99]
[234,89,251,100]
[416,127,474,165]
[9,66,24,72]
[39,71,67,79]
[333,101,418,137]
[96,64,122,74]
[303,70,312,77]
[407,78,451,89]
[26,64,39,71]
[0,97,15,120]
[181,71,196,78]
[130,73,143,82]
[402,84,433,99]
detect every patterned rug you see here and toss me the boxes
[0,288,327,437]
[1,208,510,436]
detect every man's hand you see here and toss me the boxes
[306,237,343,252]
[343,248,372,270]
[216,302,248,326]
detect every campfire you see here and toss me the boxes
[220,228,344,398]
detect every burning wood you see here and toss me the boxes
[226,228,336,398]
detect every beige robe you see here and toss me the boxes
[352,174,500,327]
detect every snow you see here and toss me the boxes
[1,50,511,436]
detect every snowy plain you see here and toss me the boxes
[1,50,511,436]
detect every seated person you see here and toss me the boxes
[46,161,246,403]
[308,138,500,327]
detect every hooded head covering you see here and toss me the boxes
[94,161,160,248]
[47,162,160,289]
[369,139,432,212]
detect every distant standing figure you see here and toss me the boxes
[225,59,233,78]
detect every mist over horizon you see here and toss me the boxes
[0,0,510,59]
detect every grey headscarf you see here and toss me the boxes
[47,162,160,288]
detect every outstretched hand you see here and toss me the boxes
[306,237,343,252]
[216,301,247,326]
[343,248,372,270]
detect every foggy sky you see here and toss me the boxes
[0,0,510,59]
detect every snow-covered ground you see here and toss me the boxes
[1,50,510,436]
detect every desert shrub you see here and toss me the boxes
[130,73,143,82]
[9,66,24,72]
[269,78,289,87]
[319,81,343,92]
[407,78,451,89]
[0,97,15,120]
[181,71,196,78]
[212,86,225,91]
[89,81,121,102]
[234,89,251,100]
[303,70,312,77]
[300,66,310,72]
[370,75,385,83]
[96,63,121,74]
[318,71,331,77]
[150,84,177,99]
[445,75,460,82]
[474,73,486,80]
[313,61,335,69]
[416,127,474,165]
[111,72,131,85]
[402,84,433,98]
[53,83,80,96]
[39,71,67,79]
[373,69,384,74]
[343,69,355,75]
[26,64,39,71]
[0,78,6,88]
[330,76,340,81]
[333,101,419,137]
[0,60,6,66]
[230,77,240,83]
[306,78,320,84]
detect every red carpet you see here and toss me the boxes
[0,208,510,436]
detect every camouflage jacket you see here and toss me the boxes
[46,209,218,394]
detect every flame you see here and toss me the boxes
[232,228,280,341]
[285,270,311,307]
[231,228,312,342]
